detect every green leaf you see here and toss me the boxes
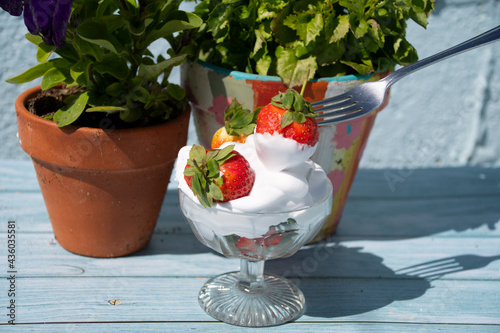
[209,182,224,202]
[119,105,141,122]
[189,144,207,164]
[166,83,186,101]
[94,53,130,80]
[353,18,369,39]
[129,85,150,103]
[281,90,294,110]
[5,59,68,84]
[36,44,54,63]
[206,159,220,178]
[86,106,126,113]
[295,13,323,45]
[53,91,90,127]
[138,54,187,81]
[70,60,91,86]
[77,20,124,54]
[25,33,44,46]
[183,166,195,177]
[216,144,235,162]
[328,14,350,43]
[410,7,430,28]
[104,82,125,97]
[281,111,294,128]
[292,112,306,124]
[72,35,105,62]
[276,48,317,88]
[293,94,305,112]
[145,11,202,45]
[41,67,70,90]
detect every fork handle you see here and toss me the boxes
[383,25,500,87]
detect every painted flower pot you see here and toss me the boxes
[181,61,389,241]
[16,86,191,257]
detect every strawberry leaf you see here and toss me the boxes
[183,166,195,177]
[223,99,258,136]
[185,144,238,208]
[189,144,207,163]
[209,183,224,201]
[281,111,294,128]
[281,90,294,109]
[206,159,220,178]
[292,112,306,124]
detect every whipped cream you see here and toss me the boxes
[176,132,332,239]
[254,132,318,172]
[175,134,330,213]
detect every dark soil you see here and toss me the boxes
[28,86,180,129]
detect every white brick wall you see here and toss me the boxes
[1,0,499,167]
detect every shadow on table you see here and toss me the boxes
[335,167,500,240]
[270,243,500,318]
[336,197,500,240]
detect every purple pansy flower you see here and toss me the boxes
[0,0,73,48]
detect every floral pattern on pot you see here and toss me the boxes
[181,61,389,241]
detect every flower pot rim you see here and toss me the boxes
[15,85,191,170]
[194,60,375,83]
[15,85,190,136]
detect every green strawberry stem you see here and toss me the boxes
[299,69,310,97]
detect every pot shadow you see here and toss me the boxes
[268,243,500,318]
[130,192,213,255]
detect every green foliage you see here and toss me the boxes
[175,0,434,87]
[6,0,202,127]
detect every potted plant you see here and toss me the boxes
[174,0,434,241]
[1,0,202,257]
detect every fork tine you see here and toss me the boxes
[311,91,352,107]
[316,103,366,124]
[314,98,358,114]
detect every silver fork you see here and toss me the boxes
[313,25,500,125]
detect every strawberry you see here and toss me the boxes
[212,99,259,148]
[183,144,255,207]
[234,237,259,252]
[211,126,247,149]
[256,89,318,146]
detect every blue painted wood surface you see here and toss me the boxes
[0,160,499,332]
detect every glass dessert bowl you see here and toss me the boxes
[178,180,332,327]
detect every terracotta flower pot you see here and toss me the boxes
[181,61,389,242]
[15,86,191,257]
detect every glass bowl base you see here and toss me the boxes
[198,271,305,327]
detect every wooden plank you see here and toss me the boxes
[1,233,499,281]
[2,322,499,332]
[0,159,39,192]
[2,160,500,199]
[2,190,499,237]
[349,167,500,199]
[338,195,500,238]
[0,277,498,325]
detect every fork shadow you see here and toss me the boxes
[270,243,500,318]
[395,254,500,280]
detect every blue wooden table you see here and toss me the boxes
[1,160,499,332]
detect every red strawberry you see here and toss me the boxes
[262,234,284,246]
[184,144,255,207]
[235,237,259,252]
[256,89,319,146]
